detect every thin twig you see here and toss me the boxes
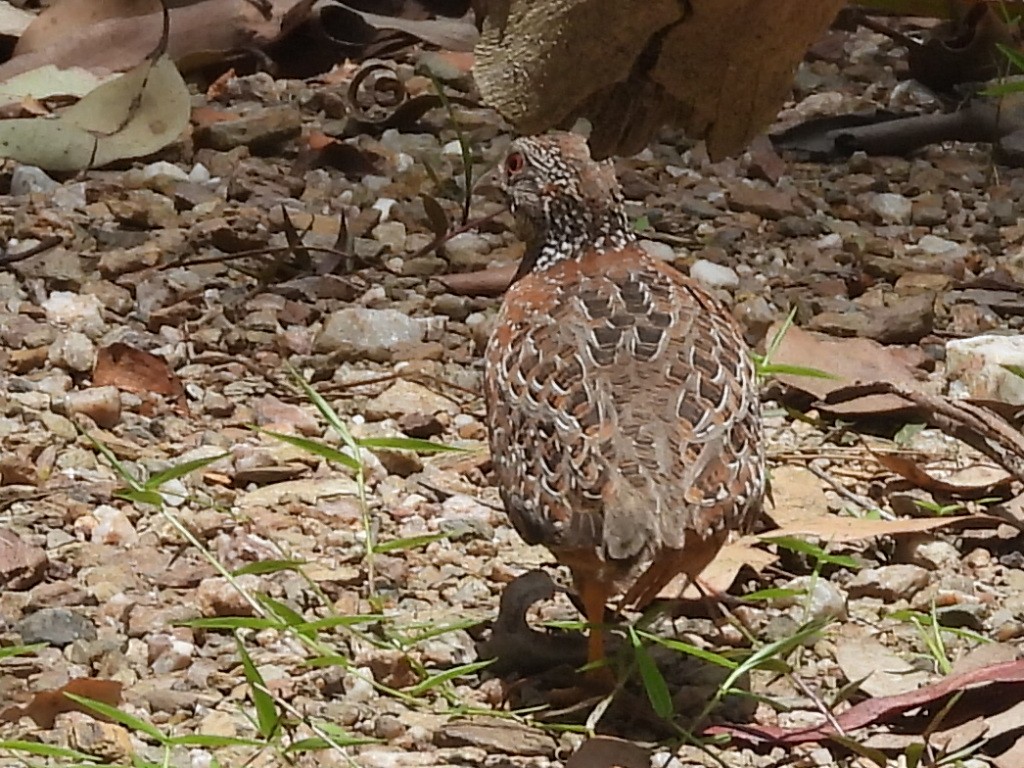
[805,463,892,520]
[0,235,63,266]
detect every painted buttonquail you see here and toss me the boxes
[483,132,765,677]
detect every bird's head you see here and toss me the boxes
[500,132,633,277]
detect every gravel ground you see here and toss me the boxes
[2,24,1024,768]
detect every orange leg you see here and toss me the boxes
[579,580,615,688]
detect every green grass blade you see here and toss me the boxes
[166,734,265,748]
[232,559,308,576]
[297,615,385,632]
[253,594,312,637]
[63,694,166,743]
[403,660,493,697]
[115,488,165,507]
[284,365,359,454]
[629,627,673,719]
[0,643,45,659]
[0,740,102,760]
[357,436,466,453]
[235,638,280,740]
[638,632,738,670]
[257,428,359,471]
[81,429,145,492]
[373,532,451,553]
[178,617,283,631]
[144,453,229,490]
[756,363,839,380]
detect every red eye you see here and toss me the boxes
[505,152,525,175]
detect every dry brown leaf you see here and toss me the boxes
[438,262,518,295]
[871,448,1014,500]
[834,631,930,698]
[565,736,651,768]
[0,52,190,171]
[331,2,478,51]
[92,343,186,407]
[475,0,844,159]
[995,732,1024,768]
[764,512,997,542]
[659,538,777,600]
[0,0,314,81]
[768,322,926,415]
[0,678,122,729]
[0,1,35,37]
[708,659,1024,746]
[14,0,157,58]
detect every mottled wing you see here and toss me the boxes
[484,247,763,566]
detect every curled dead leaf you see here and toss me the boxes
[0,678,122,729]
[0,53,189,171]
[92,343,186,410]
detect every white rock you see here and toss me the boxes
[372,197,398,222]
[639,239,676,261]
[11,165,58,195]
[343,668,376,703]
[143,161,189,183]
[394,152,414,173]
[441,139,464,157]
[946,334,1024,405]
[773,575,848,622]
[49,331,96,372]
[914,234,966,257]
[65,386,121,427]
[868,192,912,225]
[372,221,407,252]
[315,307,427,361]
[690,258,740,290]
[92,504,137,546]
[42,291,105,336]
[188,163,212,184]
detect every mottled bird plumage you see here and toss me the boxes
[484,133,764,639]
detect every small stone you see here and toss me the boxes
[91,504,137,546]
[374,714,407,741]
[442,232,491,268]
[914,234,966,258]
[253,395,320,436]
[373,221,408,252]
[690,259,740,290]
[727,182,799,219]
[314,308,427,362]
[435,718,555,757]
[48,331,96,372]
[373,448,424,477]
[899,536,960,571]
[639,239,676,261]
[0,528,48,589]
[42,291,105,336]
[142,161,189,183]
[65,387,122,428]
[365,380,459,421]
[398,412,444,439]
[867,192,912,224]
[343,667,376,703]
[946,334,1024,405]
[68,714,134,763]
[846,564,930,601]
[11,165,59,195]
[193,105,302,151]
[147,632,195,674]
[196,575,260,617]
[773,576,847,621]
[17,607,97,646]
